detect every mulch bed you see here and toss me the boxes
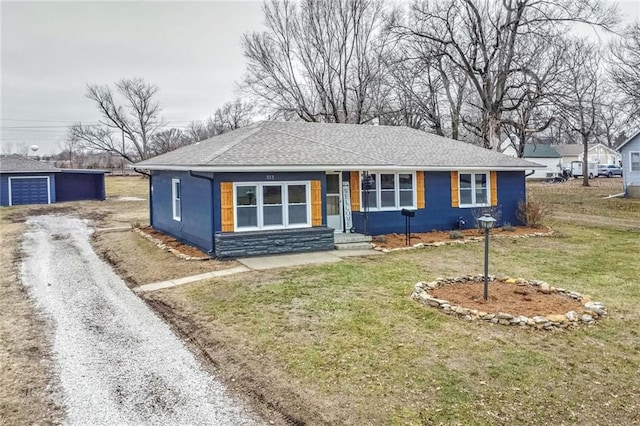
[430,280,582,317]
[136,226,208,258]
[372,226,551,249]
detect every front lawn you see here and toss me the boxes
[148,219,640,424]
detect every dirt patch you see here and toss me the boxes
[372,226,550,249]
[430,280,582,317]
[93,230,240,288]
[135,226,208,259]
[144,294,305,426]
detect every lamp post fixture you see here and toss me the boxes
[477,214,497,301]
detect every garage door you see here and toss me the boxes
[9,177,50,205]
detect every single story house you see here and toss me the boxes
[135,121,541,258]
[554,143,621,168]
[0,155,107,206]
[617,130,640,197]
[501,143,561,179]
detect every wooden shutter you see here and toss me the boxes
[350,171,360,212]
[416,171,425,209]
[451,171,459,207]
[490,171,498,206]
[311,180,322,226]
[220,182,234,232]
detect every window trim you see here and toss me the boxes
[171,178,181,221]
[233,181,312,232]
[631,152,640,172]
[458,172,490,208]
[358,171,416,212]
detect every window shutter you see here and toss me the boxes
[451,171,459,207]
[220,182,234,232]
[350,171,360,211]
[311,180,322,226]
[416,171,425,208]
[490,171,498,206]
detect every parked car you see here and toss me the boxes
[597,164,623,178]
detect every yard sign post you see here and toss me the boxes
[477,214,496,301]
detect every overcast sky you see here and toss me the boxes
[1,0,639,155]
[1,0,265,155]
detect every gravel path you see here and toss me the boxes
[20,215,260,425]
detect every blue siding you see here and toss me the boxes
[55,172,106,202]
[150,171,214,253]
[351,171,526,235]
[212,171,327,233]
[0,173,56,206]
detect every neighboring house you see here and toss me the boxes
[555,143,621,168]
[135,121,541,258]
[502,141,561,179]
[0,155,107,206]
[617,130,640,197]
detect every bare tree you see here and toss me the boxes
[149,128,191,156]
[241,0,388,123]
[610,23,640,125]
[500,39,566,156]
[70,78,165,162]
[382,36,469,138]
[555,39,603,187]
[185,99,256,143]
[393,0,617,149]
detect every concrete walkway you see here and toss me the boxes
[135,249,382,292]
[134,266,250,293]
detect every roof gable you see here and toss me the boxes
[617,130,640,151]
[136,121,540,171]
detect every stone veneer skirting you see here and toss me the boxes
[412,275,607,330]
[215,227,335,258]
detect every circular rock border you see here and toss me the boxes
[411,275,607,330]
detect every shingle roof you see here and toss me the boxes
[0,155,108,174]
[0,155,59,172]
[522,144,561,158]
[135,121,541,171]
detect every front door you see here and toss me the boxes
[326,173,343,232]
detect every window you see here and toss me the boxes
[172,179,181,221]
[234,182,310,230]
[631,152,640,172]
[459,172,489,207]
[360,172,415,211]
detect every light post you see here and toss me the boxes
[477,214,496,301]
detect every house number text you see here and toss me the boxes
[265,174,275,180]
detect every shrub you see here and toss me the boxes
[517,198,548,228]
[449,230,464,239]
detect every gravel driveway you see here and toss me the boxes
[20,215,260,425]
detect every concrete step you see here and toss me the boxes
[334,242,374,250]
[333,233,372,244]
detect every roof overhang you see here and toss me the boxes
[132,163,545,173]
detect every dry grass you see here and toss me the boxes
[149,223,640,424]
[0,222,63,424]
[529,178,640,220]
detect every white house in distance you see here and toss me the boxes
[554,143,621,167]
[617,130,640,197]
[501,140,561,179]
